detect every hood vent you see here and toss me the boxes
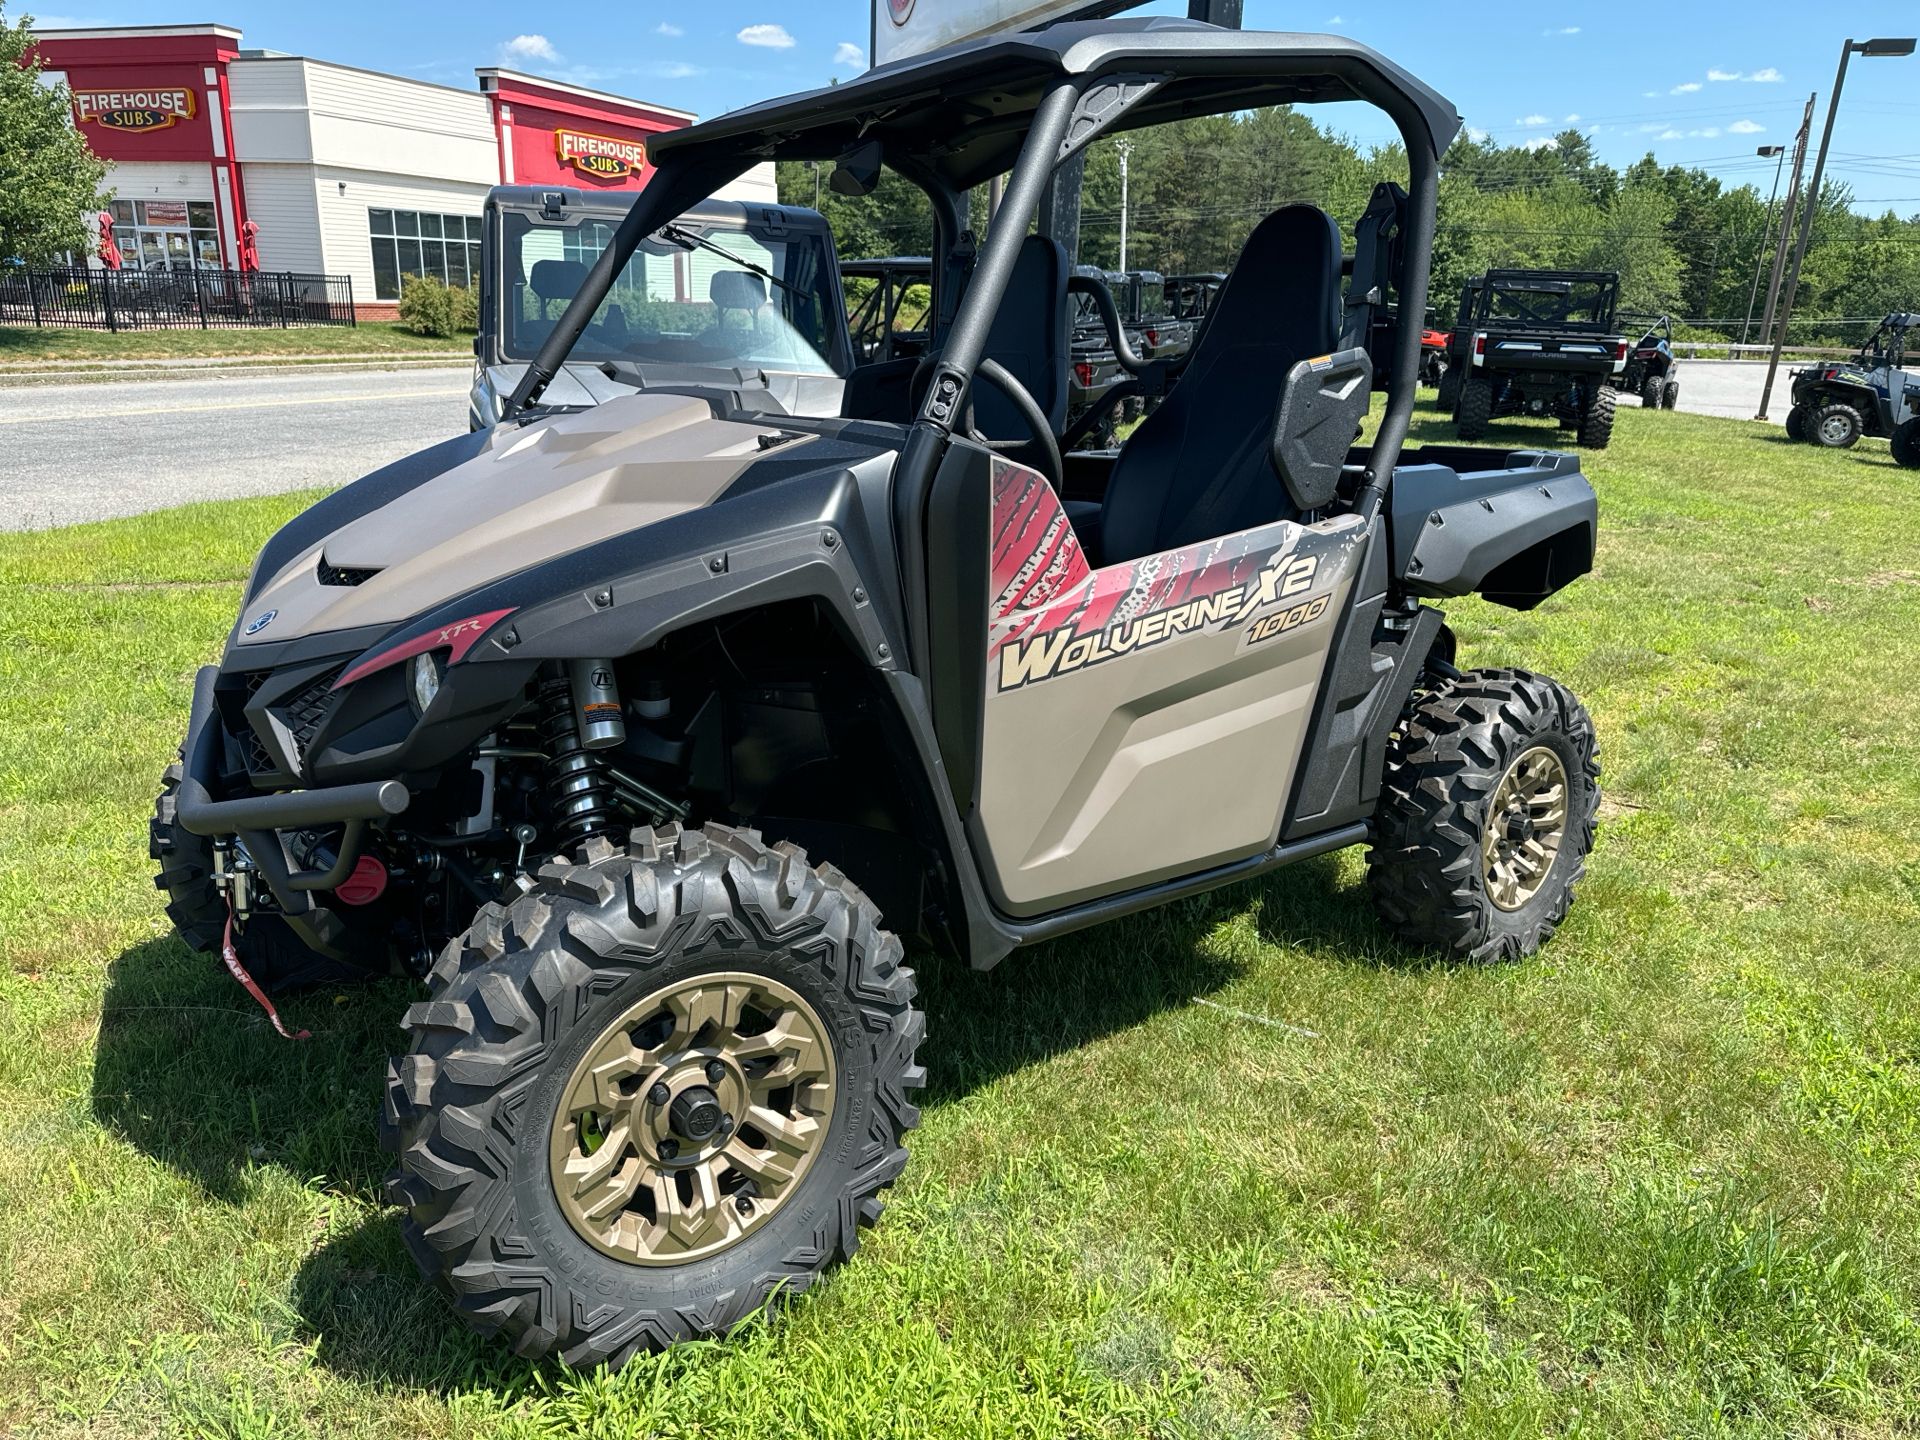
[317,556,380,587]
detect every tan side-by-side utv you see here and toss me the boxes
[153,17,1602,1365]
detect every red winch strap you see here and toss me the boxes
[221,912,311,1041]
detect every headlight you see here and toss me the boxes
[409,651,445,714]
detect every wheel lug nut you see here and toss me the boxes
[734,1194,753,1215]
[648,1082,670,1106]
[658,1138,679,1160]
[705,1059,726,1084]
[718,1114,734,1135]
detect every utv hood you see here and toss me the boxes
[239,392,806,647]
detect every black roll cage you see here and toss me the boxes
[504,20,1454,506]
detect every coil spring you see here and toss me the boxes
[538,675,620,848]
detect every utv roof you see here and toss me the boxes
[648,17,1461,192]
[483,186,829,231]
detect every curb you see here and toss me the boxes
[0,356,471,388]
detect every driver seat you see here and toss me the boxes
[1097,204,1344,565]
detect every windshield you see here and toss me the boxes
[499,211,843,374]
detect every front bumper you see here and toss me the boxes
[176,664,409,920]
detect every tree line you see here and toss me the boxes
[779,109,1920,347]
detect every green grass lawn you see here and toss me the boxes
[0,324,470,365]
[1,404,1917,1437]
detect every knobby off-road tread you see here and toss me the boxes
[151,757,226,954]
[1577,384,1616,449]
[1456,376,1493,439]
[1661,379,1680,411]
[1436,364,1462,413]
[1812,401,1863,449]
[1642,375,1664,409]
[1785,405,1809,443]
[1889,418,1919,470]
[1366,668,1601,963]
[380,822,924,1366]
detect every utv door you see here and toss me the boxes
[924,443,1372,917]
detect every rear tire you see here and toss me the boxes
[1642,375,1664,409]
[1577,384,1616,449]
[1661,379,1680,410]
[1436,365,1462,413]
[1812,402,1864,449]
[1892,418,1920,470]
[1456,376,1493,439]
[1785,405,1809,442]
[382,823,925,1365]
[1368,669,1601,962]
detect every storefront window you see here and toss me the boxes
[368,209,483,300]
[108,198,222,271]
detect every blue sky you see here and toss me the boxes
[27,1,1920,213]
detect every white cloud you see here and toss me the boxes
[1658,128,1684,140]
[1542,25,1581,35]
[650,61,702,79]
[655,21,683,37]
[833,41,865,68]
[1466,126,1490,142]
[1638,122,1667,132]
[1518,113,1551,126]
[737,23,796,48]
[1671,81,1702,94]
[1708,67,1742,81]
[1643,90,1660,98]
[1694,126,1721,138]
[1728,118,1765,134]
[1564,113,1581,123]
[500,33,562,64]
[1522,136,1558,152]
[1748,67,1783,82]
[1326,14,1346,25]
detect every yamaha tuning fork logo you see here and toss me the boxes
[243,610,277,637]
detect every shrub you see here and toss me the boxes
[396,274,477,336]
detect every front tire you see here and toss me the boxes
[1812,402,1864,449]
[1367,669,1601,962]
[382,823,925,1365]
[1661,378,1679,410]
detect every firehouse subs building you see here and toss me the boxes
[26,24,776,317]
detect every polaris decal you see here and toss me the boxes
[987,458,1334,693]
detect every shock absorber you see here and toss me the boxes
[538,669,621,848]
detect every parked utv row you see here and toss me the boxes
[153,17,1604,1367]
[1786,312,1920,467]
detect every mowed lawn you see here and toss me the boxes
[1,403,1918,1438]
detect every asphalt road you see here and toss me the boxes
[0,365,471,532]
[1662,359,1794,423]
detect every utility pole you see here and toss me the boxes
[1752,94,1814,394]
[1739,145,1787,345]
[1116,139,1132,272]
[1758,35,1917,419]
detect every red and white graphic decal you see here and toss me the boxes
[333,607,517,690]
[987,457,1321,692]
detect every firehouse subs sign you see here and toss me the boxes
[555,128,647,181]
[72,86,197,132]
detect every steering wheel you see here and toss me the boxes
[911,354,1065,492]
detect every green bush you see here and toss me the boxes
[396,274,477,337]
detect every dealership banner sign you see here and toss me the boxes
[72,87,197,132]
[555,129,647,181]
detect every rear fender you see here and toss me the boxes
[1389,449,1596,610]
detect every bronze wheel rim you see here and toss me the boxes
[547,971,837,1267]
[1482,745,1569,912]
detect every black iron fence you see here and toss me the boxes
[0,266,356,331]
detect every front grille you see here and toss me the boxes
[280,665,345,764]
[241,673,277,774]
[317,558,380,586]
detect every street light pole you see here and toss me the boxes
[1739,145,1787,345]
[1757,35,1916,420]
[1115,140,1132,272]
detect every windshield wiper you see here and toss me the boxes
[659,224,806,301]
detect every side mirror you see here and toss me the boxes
[830,140,884,197]
[1271,347,1372,512]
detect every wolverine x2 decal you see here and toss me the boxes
[987,459,1334,692]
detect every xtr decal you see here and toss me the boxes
[987,458,1333,693]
